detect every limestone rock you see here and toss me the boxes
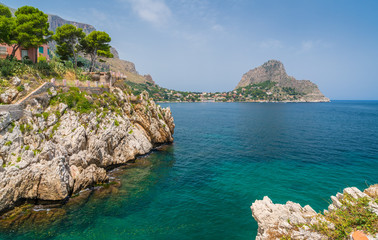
[364,184,378,198]
[0,88,18,104]
[0,112,12,132]
[11,77,21,87]
[251,196,324,240]
[251,186,378,240]
[0,87,174,214]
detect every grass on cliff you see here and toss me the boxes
[50,87,122,114]
[309,193,378,239]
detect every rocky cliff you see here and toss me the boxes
[48,11,159,85]
[236,60,329,102]
[0,86,174,214]
[251,185,378,240]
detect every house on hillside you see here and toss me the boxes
[0,44,51,63]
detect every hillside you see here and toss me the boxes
[236,60,330,102]
[0,2,154,85]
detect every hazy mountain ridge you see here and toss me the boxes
[236,60,329,102]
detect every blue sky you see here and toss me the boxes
[2,0,378,99]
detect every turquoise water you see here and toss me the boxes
[1,101,378,239]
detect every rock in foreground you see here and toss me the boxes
[0,86,174,214]
[251,185,378,240]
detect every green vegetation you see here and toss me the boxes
[8,122,15,133]
[5,141,12,146]
[24,145,30,150]
[16,84,24,92]
[16,156,21,162]
[309,194,378,239]
[33,149,41,156]
[42,112,50,120]
[7,6,52,58]
[79,31,113,72]
[53,24,86,68]
[50,87,123,114]
[114,119,119,126]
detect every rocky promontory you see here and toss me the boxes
[251,185,378,240]
[236,60,330,102]
[0,85,174,214]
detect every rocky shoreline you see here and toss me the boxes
[251,185,378,240]
[0,85,174,216]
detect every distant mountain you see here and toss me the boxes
[235,60,329,102]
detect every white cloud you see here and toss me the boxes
[212,24,224,32]
[126,0,172,26]
[259,39,283,49]
[298,40,331,53]
[301,40,314,52]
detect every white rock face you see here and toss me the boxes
[0,88,18,104]
[11,77,21,87]
[0,87,174,213]
[251,186,378,240]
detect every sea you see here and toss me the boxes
[0,101,377,240]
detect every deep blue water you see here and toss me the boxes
[1,101,378,239]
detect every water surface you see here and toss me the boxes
[1,101,377,239]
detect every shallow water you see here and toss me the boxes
[0,101,377,239]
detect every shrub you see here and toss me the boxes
[42,112,50,120]
[5,141,12,146]
[16,85,25,92]
[0,59,17,77]
[114,119,119,126]
[35,60,55,76]
[38,56,47,62]
[309,193,378,239]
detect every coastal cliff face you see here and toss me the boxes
[251,185,378,240]
[236,60,330,102]
[0,86,174,214]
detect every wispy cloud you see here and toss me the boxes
[259,39,283,49]
[297,40,331,53]
[125,0,172,27]
[212,24,224,32]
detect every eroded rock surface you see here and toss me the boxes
[0,87,174,214]
[251,186,378,240]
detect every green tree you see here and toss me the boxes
[53,24,85,68]
[79,31,113,72]
[10,6,52,58]
[0,5,13,44]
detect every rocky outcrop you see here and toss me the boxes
[0,86,174,214]
[236,60,330,102]
[251,186,378,240]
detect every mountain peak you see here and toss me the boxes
[235,60,329,102]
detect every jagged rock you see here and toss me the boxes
[0,112,12,132]
[11,77,21,87]
[251,186,378,240]
[0,88,18,104]
[0,87,174,215]
[251,196,325,240]
[364,184,378,198]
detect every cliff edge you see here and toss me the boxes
[0,86,174,214]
